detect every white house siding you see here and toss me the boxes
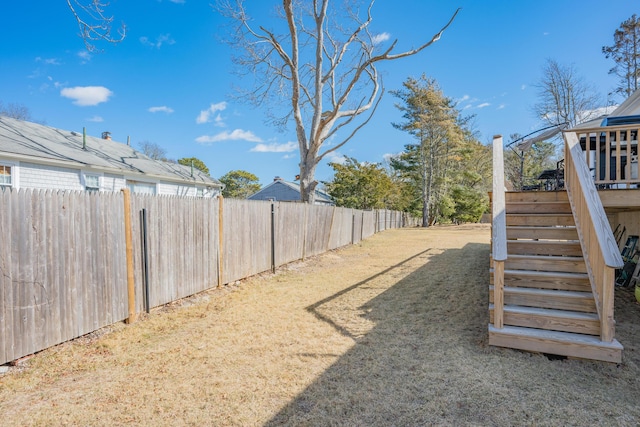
[102,173,126,192]
[19,162,83,191]
[158,181,196,197]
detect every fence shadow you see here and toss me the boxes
[265,242,492,426]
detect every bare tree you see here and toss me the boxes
[0,101,32,120]
[66,0,126,52]
[602,14,640,99]
[217,0,460,203]
[533,59,601,129]
[138,141,168,161]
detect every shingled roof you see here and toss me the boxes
[0,116,222,188]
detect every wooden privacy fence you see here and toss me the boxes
[0,189,417,365]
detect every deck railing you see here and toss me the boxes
[573,124,639,188]
[564,131,624,342]
[492,135,507,329]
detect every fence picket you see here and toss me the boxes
[0,188,416,365]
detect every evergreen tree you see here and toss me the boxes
[219,170,261,199]
[603,14,640,98]
[324,157,396,210]
[178,157,210,176]
[391,75,464,226]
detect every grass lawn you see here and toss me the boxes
[1,225,639,426]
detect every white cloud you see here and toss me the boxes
[326,151,347,165]
[60,86,113,106]
[140,33,176,49]
[77,51,91,63]
[521,84,527,90]
[459,95,470,102]
[148,106,174,114]
[196,101,227,124]
[382,152,402,163]
[35,57,61,65]
[169,0,185,3]
[498,104,506,110]
[477,102,490,109]
[195,129,262,144]
[86,116,104,122]
[250,141,297,153]
[372,32,391,45]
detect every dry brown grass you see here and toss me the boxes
[1,225,640,426]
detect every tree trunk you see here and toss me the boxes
[299,160,318,204]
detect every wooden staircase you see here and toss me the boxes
[489,190,623,362]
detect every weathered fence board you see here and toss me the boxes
[305,205,334,258]
[362,210,376,239]
[130,195,220,310]
[0,189,128,365]
[223,199,272,284]
[0,188,415,365]
[329,208,353,250]
[274,202,306,266]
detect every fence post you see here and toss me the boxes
[122,188,136,324]
[271,202,276,273]
[218,195,224,286]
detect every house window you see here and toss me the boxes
[84,174,100,192]
[127,181,156,195]
[0,164,12,187]
[196,187,204,197]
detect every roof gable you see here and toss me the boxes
[249,178,333,204]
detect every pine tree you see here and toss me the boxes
[603,14,640,98]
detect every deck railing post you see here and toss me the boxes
[492,135,507,329]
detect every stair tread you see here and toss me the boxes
[490,303,598,320]
[489,285,592,299]
[508,239,580,244]
[488,325,623,349]
[502,269,588,279]
[507,225,576,229]
[509,287,592,298]
[507,213,573,216]
[508,254,584,261]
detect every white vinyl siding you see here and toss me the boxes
[19,162,83,191]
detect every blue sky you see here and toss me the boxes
[1,1,638,185]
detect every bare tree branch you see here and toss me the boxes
[66,0,126,52]
[216,0,460,202]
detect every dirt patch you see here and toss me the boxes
[1,225,639,426]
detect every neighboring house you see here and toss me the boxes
[0,116,223,197]
[248,176,334,205]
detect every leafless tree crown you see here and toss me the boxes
[66,0,126,52]
[216,0,459,202]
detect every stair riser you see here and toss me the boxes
[504,192,569,203]
[507,215,575,227]
[490,273,591,292]
[488,328,622,363]
[490,310,600,335]
[507,241,583,256]
[503,258,587,274]
[506,203,572,214]
[489,289,596,313]
[507,228,578,240]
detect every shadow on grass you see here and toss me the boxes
[265,242,494,426]
[265,237,640,426]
